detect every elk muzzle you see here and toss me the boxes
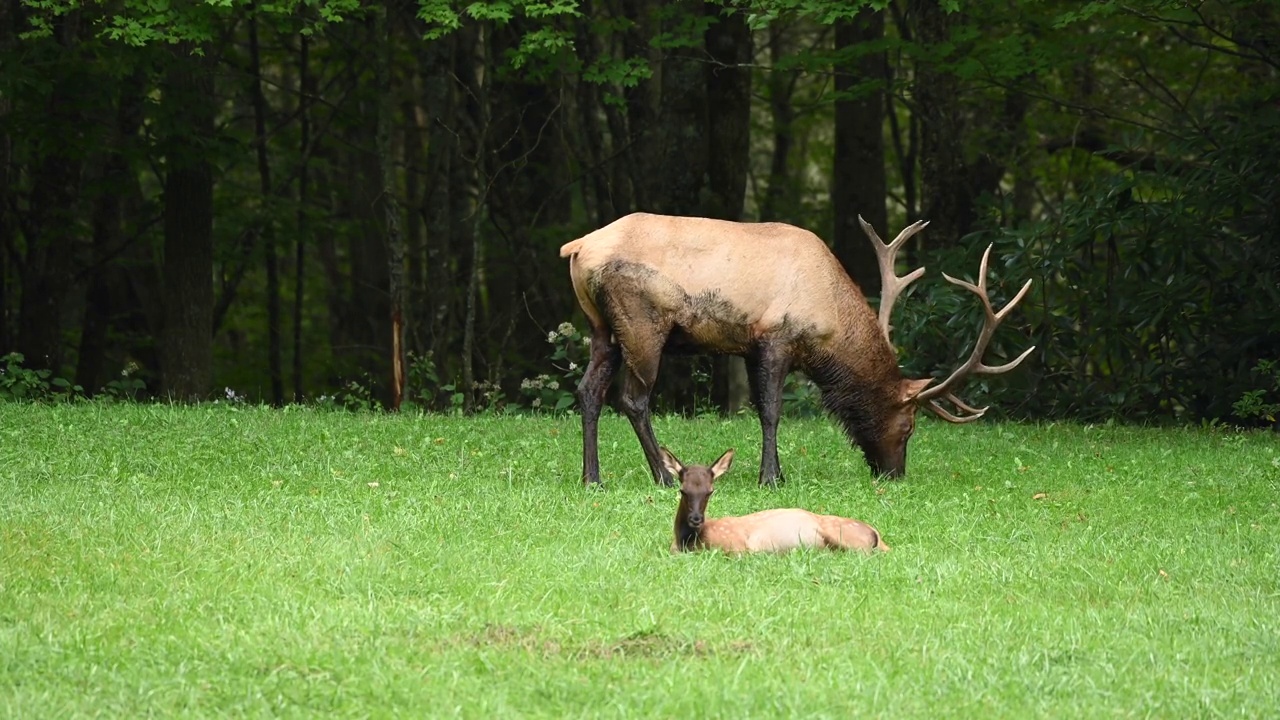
[865,442,908,479]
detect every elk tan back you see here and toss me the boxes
[560,213,877,352]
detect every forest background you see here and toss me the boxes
[2,0,1277,425]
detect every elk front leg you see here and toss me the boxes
[576,327,621,485]
[619,365,673,486]
[753,343,791,487]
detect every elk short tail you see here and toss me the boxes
[559,238,586,258]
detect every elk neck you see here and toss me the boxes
[802,335,903,447]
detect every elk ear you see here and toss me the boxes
[709,448,735,480]
[900,378,933,403]
[659,447,684,479]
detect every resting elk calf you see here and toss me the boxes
[559,212,1034,487]
[663,447,887,554]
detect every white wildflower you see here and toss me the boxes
[568,362,578,371]
[532,398,542,408]
[547,331,557,343]
[557,322,576,337]
[548,381,559,391]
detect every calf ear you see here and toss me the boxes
[710,448,735,480]
[659,447,684,479]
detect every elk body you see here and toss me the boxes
[663,448,887,554]
[559,212,1033,486]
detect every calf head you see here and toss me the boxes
[660,447,735,529]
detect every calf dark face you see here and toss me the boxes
[662,447,735,545]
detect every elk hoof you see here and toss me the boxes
[759,472,785,488]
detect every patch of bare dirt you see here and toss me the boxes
[442,623,755,661]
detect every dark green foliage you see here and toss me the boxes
[893,102,1280,424]
[1234,361,1280,427]
[1,0,1276,426]
[0,353,82,400]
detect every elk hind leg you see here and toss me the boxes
[617,344,672,486]
[576,324,621,485]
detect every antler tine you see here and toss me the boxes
[917,243,1035,420]
[943,392,987,415]
[857,215,929,347]
[927,398,987,423]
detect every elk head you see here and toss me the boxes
[858,215,1036,477]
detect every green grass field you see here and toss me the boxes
[1,402,1278,718]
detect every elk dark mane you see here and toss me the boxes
[803,348,901,459]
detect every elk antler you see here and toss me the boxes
[858,215,929,347]
[916,244,1035,423]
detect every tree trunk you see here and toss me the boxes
[704,11,752,222]
[336,16,394,404]
[574,17,621,225]
[402,94,425,362]
[704,8,753,414]
[647,0,708,215]
[249,10,284,406]
[0,4,13,357]
[76,71,145,394]
[16,12,85,373]
[460,24,489,414]
[576,67,613,227]
[419,35,457,383]
[833,9,888,295]
[760,24,799,223]
[376,1,407,410]
[910,0,968,247]
[293,34,312,402]
[620,0,658,212]
[160,42,216,401]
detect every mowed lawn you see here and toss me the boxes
[1,402,1277,718]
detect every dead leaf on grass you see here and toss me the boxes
[1032,492,1048,500]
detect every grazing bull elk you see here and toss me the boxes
[663,447,887,554]
[559,212,1033,486]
